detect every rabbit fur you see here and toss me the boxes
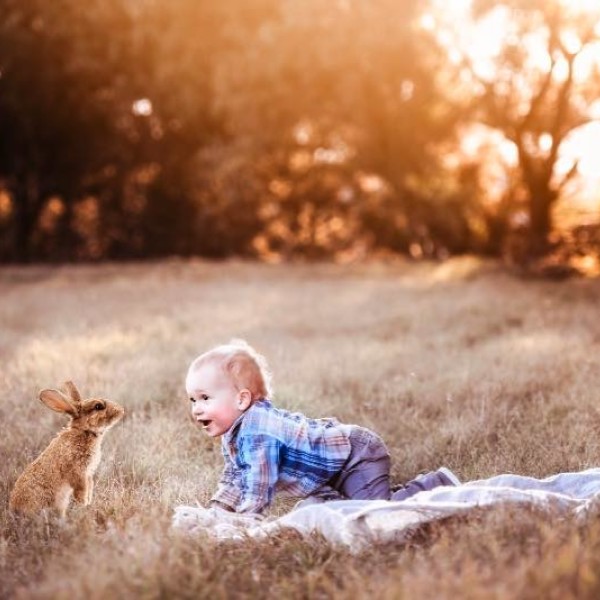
[9,381,124,517]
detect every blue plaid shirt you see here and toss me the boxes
[210,399,352,514]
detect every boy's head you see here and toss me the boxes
[185,339,272,437]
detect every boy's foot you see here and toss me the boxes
[436,466,461,487]
[391,467,461,501]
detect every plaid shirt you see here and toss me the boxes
[210,399,352,514]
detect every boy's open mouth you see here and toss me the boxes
[199,419,212,427]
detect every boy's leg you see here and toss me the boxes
[391,467,461,501]
[330,426,391,500]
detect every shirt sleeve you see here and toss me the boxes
[236,434,282,514]
[209,448,242,511]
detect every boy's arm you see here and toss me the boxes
[209,451,242,511]
[236,434,282,514]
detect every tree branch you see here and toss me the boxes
[556,159,580,192]
[521,21,559,131]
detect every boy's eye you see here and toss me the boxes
[189,394,209,403]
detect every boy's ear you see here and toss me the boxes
[237,389,253,411]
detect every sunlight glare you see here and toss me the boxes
[589,99,600,120]
[132,98,153,116]
[573,42,600,80]
[552,57,571,82]
[560,0,600,16]
[539,133,553,153]
[428,2,511,81]
[429,0,600,84]
[420,13,436,32]
[557,122,600,209]
[560,30,583,55]
[529,44,552,74]
[563,123,600,179]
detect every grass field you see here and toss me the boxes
[2,258,600,599]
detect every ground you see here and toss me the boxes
[2,257,600,599]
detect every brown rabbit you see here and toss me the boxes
[9,381,124,517]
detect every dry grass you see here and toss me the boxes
[2,257,600,599]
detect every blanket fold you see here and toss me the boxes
[172,468,600,551]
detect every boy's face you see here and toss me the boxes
[186,361,247,437]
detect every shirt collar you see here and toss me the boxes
[222,398,271,444]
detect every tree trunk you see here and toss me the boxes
[12,174,39,263]
[527,187,554,259]
[55,195,76,261]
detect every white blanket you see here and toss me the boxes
[172,468,600,552]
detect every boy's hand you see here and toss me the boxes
[171,504,264,534]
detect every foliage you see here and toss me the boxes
[0,0,598,263]
[466,0,600,259]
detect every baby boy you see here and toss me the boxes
[186,339,459,514]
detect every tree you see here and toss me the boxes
[0,0,132,260]
[463,0,600,259]
[0,0,276,261]
[212,0,470,259]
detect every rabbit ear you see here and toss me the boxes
[39,389,78,416]
[62,380,82,404]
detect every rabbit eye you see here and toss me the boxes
[94,403,104,411]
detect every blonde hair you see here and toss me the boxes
[188,339,273,401]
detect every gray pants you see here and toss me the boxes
[299,426,391,506]
[295,426,458,510]
[333,425,391,499]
